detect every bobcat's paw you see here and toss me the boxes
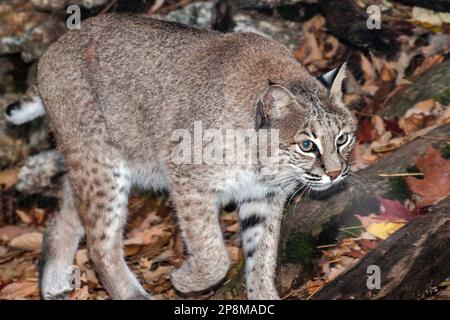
[40,270,74,300]
[171,257,229,294]
[247,290,280,300]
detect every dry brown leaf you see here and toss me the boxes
[0,169,18,189]
[125,224,172,247]
[143,266,171,283]
[0,281,38,299]
[227,246,243,265]
[70,285,90,300]
[75,249,89,267]
[380,63,394,82]
[16,210,33,224]
[225,222,240,233]
[0,226,36,242]
[9,232,43,252]
[412,55,444,78]
[371,124,437,153]
[399,113,436,134]
[405,146,450,207]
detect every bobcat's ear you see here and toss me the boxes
[317,62,347,102]
[257,85,296,128]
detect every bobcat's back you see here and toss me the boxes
[37,14,309,161]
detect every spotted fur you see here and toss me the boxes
[22,14,357,300]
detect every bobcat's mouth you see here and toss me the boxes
[302,170,348,191]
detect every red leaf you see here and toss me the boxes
[405,146,450,207]
[376,195,414,221]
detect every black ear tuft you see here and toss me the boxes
[317,68,339,88]
[317,61,347,88]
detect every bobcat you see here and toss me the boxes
[5,13,356,300]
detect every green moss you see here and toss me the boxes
[385,176,413,201]
[441,145,450,159]
[435,88,450,105]
[281,234,314,267]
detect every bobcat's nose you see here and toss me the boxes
[326,170,341,180]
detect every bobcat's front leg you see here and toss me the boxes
[239,197,284,300]
[170,183,230,294]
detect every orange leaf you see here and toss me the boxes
[405,146,450,207]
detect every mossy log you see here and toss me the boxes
[313,195,450,300]
[382,60,450,118]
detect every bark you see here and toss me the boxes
[313,196,450,300]
[381,60,450,118]
[318,0,400,57]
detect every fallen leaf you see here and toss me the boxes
[0,169,18,189]
[15,210,33,224]
[0,226,36,242]
[405,146,450,207]
[367,222,405,240]
[357,119,378,143]
[227,246,243,265]
[0,281,38,299]
[125,224,172,247]
[143,266,171,283]
[70,285,90,300]
[376,195,414,221]
[412,7,450,27]
[225,222,240,233]
[9,232,43,252]
[75,249,89,267]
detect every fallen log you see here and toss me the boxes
[313,195,450,300]
[317,0,400,57]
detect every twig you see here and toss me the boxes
[338,228,360,238]
[421,135,450,143]
[306,282,326,300]
[99,0,117,15]
[378,172,424,177]
[340,226,365,230]
[316,244,337,249]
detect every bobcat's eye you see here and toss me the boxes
[299,140,315,152]
[336,134,348,146]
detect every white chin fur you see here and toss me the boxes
[5,97,45,125]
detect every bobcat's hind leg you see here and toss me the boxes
[66,144,149,300]
[40,178,84,300]
[170,181,230,294]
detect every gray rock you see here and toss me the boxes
[236,0,316,9]
[164,1,215,29]
[0,0,66,62]
[16,150,66,197]
[162,1,302,50]
[233,11,302,51]
[30,0,109,10]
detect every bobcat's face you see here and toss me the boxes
[258,63,356,192]
[282,107,356,191]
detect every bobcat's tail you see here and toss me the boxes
[4,95,46,125]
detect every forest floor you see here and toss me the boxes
[0,0,449,300]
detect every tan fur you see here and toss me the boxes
[37,13,356,300]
